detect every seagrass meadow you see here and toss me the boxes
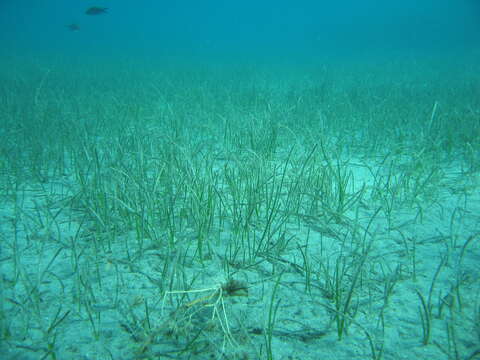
[0,55,479,360]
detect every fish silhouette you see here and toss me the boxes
[66,23,80,31]
[85,7,108,15]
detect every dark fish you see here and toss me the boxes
[85,7,108,15]
[66,23,80,31]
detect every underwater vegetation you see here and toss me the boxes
[0,57,479,359]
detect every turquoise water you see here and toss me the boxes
[0,1,479,359]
